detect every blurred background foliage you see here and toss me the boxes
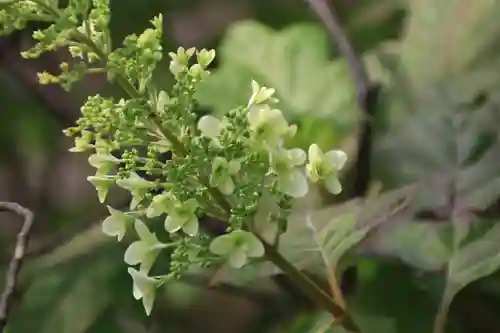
[2,0,500,332]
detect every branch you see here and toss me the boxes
[0,202,34,333]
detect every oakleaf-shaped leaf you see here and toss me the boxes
[195,20,359,131]
[434,221,500,333]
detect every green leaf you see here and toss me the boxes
[435,221,500,333]
[195,20,359,136]
[7,243,121,333]
[400,0,500,89]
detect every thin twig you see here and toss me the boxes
[0,202,34,333]
[305,0,371,105]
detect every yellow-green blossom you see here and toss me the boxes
[124,219,168,272]
[116,172,156,208]
[248,80,276,106]
[165,199,199,236]
[247,104,295,148]
[87,175,115,203]
[128,268,160,316]
[102,205,134,241]
[306,144,347,194]
[210,157,241,195]
[88,153,121,175]
[209,230,265,268]
[270,148,308,198]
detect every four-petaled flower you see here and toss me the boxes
[306,144,347,194]
[146,192,176,218]
[209,230,265,268]
[116,172,156,208]
[128,268,160,316]
[87,175,115,203]
[102,205,135,241]
[248,80,276,106]
[210,157,241,195]
[124,219,167,273]
[197,115,228,147]
[88,153,121,175]
[247,104,296,148]
[165,199,199,236]
[270,148,308,198]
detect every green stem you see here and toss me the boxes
[28,1,359,330]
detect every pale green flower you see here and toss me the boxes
[306,144,347,195]
[125,219,167,272]
[165,199,199,236]
[116,172,156,209]
[146,192,176,218]
[270,148,308,198]
[69,131,93,152]
[247,105,293,148]
[102,205,134,241]
[197,115,229,148]
[128,268,160,316]
[88,153,121,175]
[209,230,265,268]
[210,157,241,195]
[87,175,115,203]
[156,90,175,112]
[196,49,216,68]
[248,80,276,106]
[168,47,195,77]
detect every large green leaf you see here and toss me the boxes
[195,20,359,140]
[434,221,500,333]
[400,0,500,90]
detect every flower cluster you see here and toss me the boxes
[1,0,347,316]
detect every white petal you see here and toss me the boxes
[165,215,183,233]
[288,148,306,166]
[218,177,235,195]
[182,217,199,236]
[102,215,126,241]
[325,175,342,194]
[228,248,248,268]
[209,235,234,255]
[134,219,157,244]
[142,292,155,316]
[279,169,308,198]
[307,144,323,165]
[324,150,347,170]
[244,234,265,258]
[197,115,222,138]
[124,241,149,265]
[128,268,157,299]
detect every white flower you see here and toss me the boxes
[102,205,134,241]
[209,230,265,268]
[124,219,167,273]
[247,105,294,148]
[197,115,228,148]
[128,268,160,316]
[116,172,156,209]
[270,148,308,198]
[248,80,276,106]
[210,157,241,195]
[87,175,115,203]
[88,153,121,175]
[146,192,176,218]
[196,49,216,68]
[164,199,199,236]
[306,144,347,194]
